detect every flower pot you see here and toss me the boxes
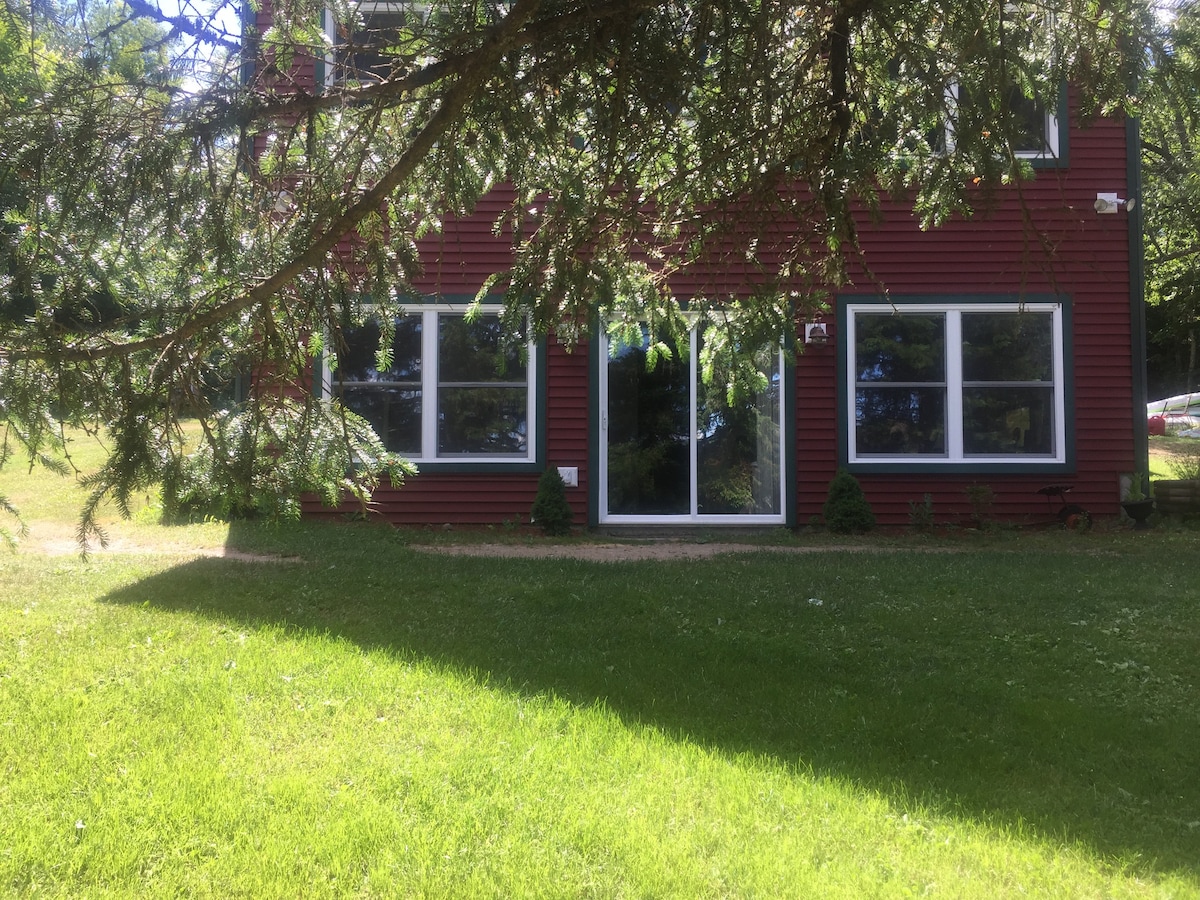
[1120,498,1156,529]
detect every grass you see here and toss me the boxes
[1151,434,1200,482]
[2,436,1200,897]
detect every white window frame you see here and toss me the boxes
[944,82,1061,162]
[845,300,1066,466]
[323,304,538,465]
[598,320,788,525]
[322,2,430,90]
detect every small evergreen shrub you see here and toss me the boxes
[531,467,574,535]
[964,483,995,529]
[823,468,875,534]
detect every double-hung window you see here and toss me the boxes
[944,3,1064,165]
[327,305,537,464]
[845,298,1068,468]
[946,83,1062,162]
[323,2,427,88]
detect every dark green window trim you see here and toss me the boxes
[1127,115,1149,477]
[1027,82,1070,170]
[837,294,1076,475]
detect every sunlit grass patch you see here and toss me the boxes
[2,429,1199,895]
[2,516,1199,897]
[0,422,230,555]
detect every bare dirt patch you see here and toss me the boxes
[412,541,915,562]
[15,522,299,563]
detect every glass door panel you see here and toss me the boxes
[696,346,782,515]
[602,324,787,523]
[605,334,690,515]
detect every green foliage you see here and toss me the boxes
[1167,444,1200,480]
[822,468,875,534]
[0,0,1171,528]
[1124,472,1151,502]
[1143,4,1200,395]
[964,483,995,527]
[530,466,573,535]
[157,399,415,524]
[908,493,935,532]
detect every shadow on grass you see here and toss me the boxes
[103,520,1200,879]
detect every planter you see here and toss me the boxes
[1152,479,1200,517]
[1120,498,1156,529]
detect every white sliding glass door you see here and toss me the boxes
[599,324,786,524]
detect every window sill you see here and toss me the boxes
[846,460,1072,475]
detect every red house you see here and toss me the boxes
[259,7,1147,530]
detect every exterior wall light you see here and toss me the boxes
[1094,192,1136,214]
[804,322,829,345]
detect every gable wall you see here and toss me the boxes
[300,94,1137,528]
[805,94,1135,526]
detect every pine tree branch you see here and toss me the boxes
[6,0,657,365]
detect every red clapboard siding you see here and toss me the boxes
[818,97,1135,525]
[303,336,592,526]
[268,56,1136,526]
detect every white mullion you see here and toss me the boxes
[421,310,439,459]
[944,311,964,461]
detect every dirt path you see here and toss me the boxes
[12,519,947,564]
[410,541,916,562]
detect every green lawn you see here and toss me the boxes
[2,438,1199,897]
[1151,434,1200,482]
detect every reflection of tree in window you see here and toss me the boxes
[854,314,947,455]
[696,342,781,515]
[336,317,422,454]
[954,83,1052,156]
[336,6,412,84]
[1005,86,1050,155]
[606,332,690,516]
[334,312,529,459]
[438,316,527,456]
[962,312,1054,455]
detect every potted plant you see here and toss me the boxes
[1121,473,1155,529]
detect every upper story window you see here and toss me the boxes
[335,4,411,83]
[326,305,537,464]
[844,298,1068,468]
[944,4,1063,164]
[324,2,510,87]
[325,2,422,86]
[947,83,1062,162]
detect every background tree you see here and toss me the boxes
[1143,0,1200,400]
[0,0,1156,538]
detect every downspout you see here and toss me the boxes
[1128,114,1149,476]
